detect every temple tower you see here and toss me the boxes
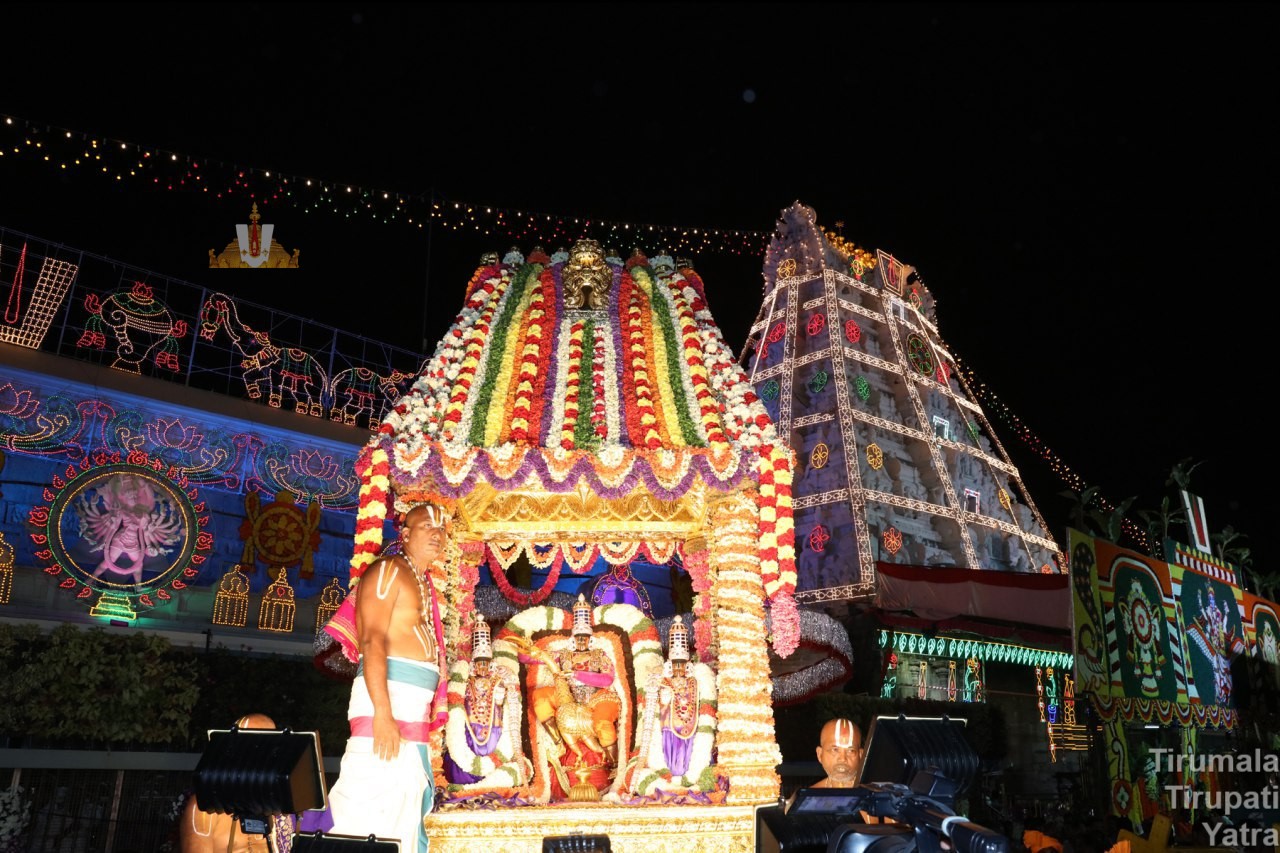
[741,203,1062,603]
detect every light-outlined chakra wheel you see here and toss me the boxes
[845,319,862,344]
[998,488,1012,511]
[810,443,830,469]
[906,333,934,376]
[882,526,903,555]
[806,313,826,336]
[854,375,871,401]
[778,258,797,278]
[866,443,884,470]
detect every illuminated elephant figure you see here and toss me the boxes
[199,293,328,416]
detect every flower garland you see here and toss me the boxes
[589,324,609,442]
[679,543,716,661]
[646,266,704,446]
[442,268,512,445]
[349,446,390,584]
[475,265,538,445]
[630,269,675,448]
[455,542,485,659]
[487,547,563,607]
[708,491,782,804]
[664,277,724,446]
[503,265,555,445]
[558,319,586,450]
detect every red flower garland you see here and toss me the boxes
[487,546,563,607]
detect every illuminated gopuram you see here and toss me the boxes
[741,202,1063,604]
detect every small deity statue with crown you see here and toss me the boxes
[443,613,530,792]
[624,615,718,796]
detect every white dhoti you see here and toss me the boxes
[328,656,440,853]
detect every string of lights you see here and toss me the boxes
[951,353,1150,551]
[0,113,770,256]
[2,110,1152,549]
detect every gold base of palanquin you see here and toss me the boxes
[424,804,758,852]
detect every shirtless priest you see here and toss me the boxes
[325,503,449,853]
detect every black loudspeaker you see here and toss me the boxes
[291,831,400,852]
[193,728,326,822]
[857,715,978,803]
[542,834,612,852]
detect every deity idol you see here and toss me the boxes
[444,614,530,790]
[627,615,717,796]
[512,595,622,800]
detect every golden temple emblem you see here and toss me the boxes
[212,564,250,627]
[315,577,346,637]
[563,239,612,310]
[209,203,300,268]
[0,531,14,605]
[257,567,296,632]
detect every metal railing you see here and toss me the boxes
[0,225,428,431]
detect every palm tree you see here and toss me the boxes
[1211,525,1248,563]
[1165,457,1206,492]
[1137,495,1185,558]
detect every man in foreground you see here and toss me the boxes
[322,503,449,852]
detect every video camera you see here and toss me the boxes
[758,715,1010,853]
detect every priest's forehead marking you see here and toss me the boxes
[832,719,856,748]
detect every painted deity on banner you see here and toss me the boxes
[1119,576,1168,698]
[625,615,717,796]
[1263,621,1279,666]
[1180,572,1245,706]
[73,472,183,585]
[443,614,531,793]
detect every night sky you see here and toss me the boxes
[2,2,1277,575]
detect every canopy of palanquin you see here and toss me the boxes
[347,240,797,805]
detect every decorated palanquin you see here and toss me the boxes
[344,241,798,851]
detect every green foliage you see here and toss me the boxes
[774,693,1007,768]
[2,624,199,746]
[0,623,349,754]
[1136,495,1183,558]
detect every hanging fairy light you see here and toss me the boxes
[0,112,770,255]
